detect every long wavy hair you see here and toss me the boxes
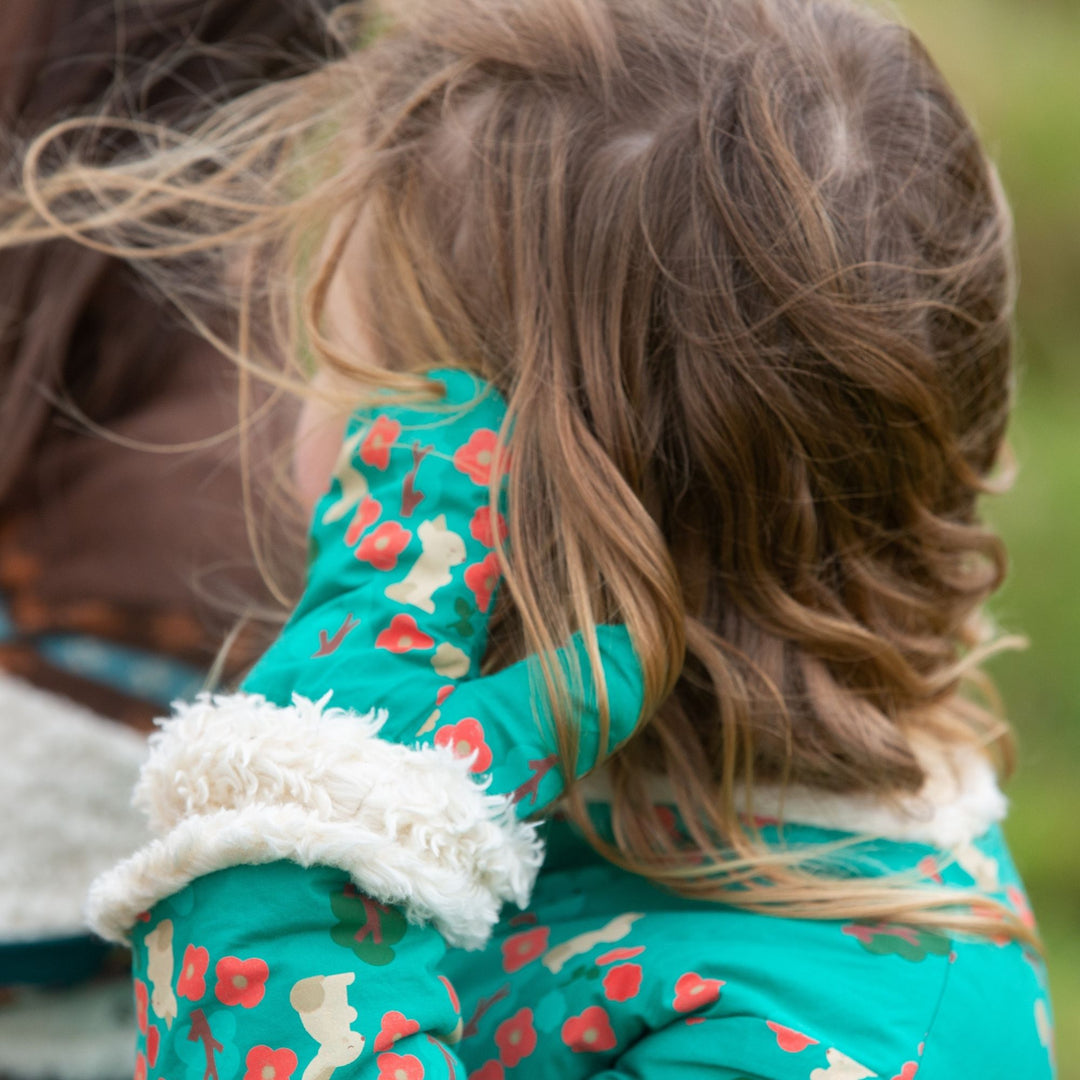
[1,0,1027,938]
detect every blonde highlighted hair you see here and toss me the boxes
[3,0,1029,940]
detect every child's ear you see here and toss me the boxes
[294,377,351,518]
[295,216,379,517]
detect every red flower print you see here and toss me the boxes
[375,1011,421,1053]
[177,944,209,1001]
[1007,885,1037,931]
[891,1064,919,1080]
[766,1021,819,1053]
[501,926,550,973]
[134,978,149,1034]
[435,717,493,773]
[469,1064,504,1080]
[345,495,382,546]
[654,805,679,836]
[357,521,412,571]
[214,955,270,1009]
[602,963,642,1003]
[469,506,508,548]
[361,416,402,470]
[967,902,1011,947]
[749,814,781,828]
[146,1026,161,1068]
[561,1006,617,1054]
[453,429,508,487]
[438,975,460,1014]
[134,1053,147,1080]
[376,1052,425,1080]
[436,685,456,706]
[495,1008,537,1068]
[672,972,724,1013]
[917,855,944,884]
[376,614,435,654]
[595,946,645,965]
[464,553,502,614]
[245,1047,298,1080]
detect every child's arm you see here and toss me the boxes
[90,367,643,935]
[243,366,644,821]
[86,369,643,1079]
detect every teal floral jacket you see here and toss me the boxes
[83,370,1053,1080]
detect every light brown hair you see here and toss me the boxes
[2,0,1026,937]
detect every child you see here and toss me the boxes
[6,0,1055,1076]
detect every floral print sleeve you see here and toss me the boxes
[242,367,644,816]
[129,864,468,1080]
[87,369,644,1080]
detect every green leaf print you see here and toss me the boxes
[449,596,476,637]
[534,988,567,1034]
[565,963,603,985]
[330,884,408,965]
[842,921,952,962]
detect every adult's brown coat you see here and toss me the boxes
[0,0,332,721]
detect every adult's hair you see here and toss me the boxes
[0,0,338,498]
[0,0,344,663]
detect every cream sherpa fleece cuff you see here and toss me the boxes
[85,692,543,950]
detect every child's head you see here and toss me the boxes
[308,0,1016,784]
[9,0,1019,918]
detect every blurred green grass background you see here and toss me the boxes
[897,0,1080,1073]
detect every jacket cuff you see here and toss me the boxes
[85,692,543,950]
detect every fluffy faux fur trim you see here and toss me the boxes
[743,737,1008,847]
[0,672,149,941]
[85,693,543,950]
[579,734,1007,849]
